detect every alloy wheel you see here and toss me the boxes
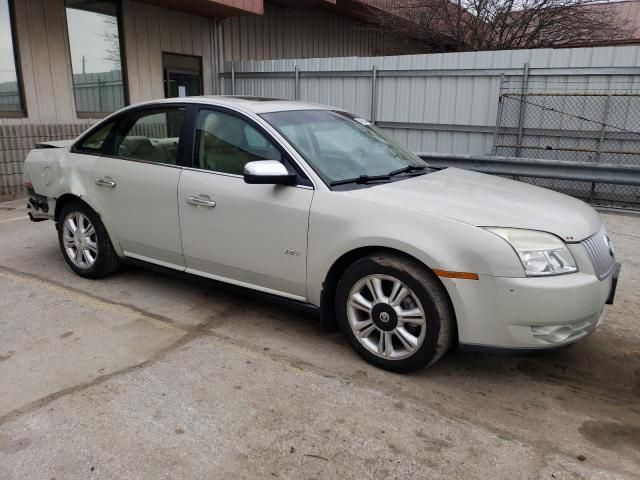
[347,274,427,360]
[62,212,98,269]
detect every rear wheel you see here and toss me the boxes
[335,252,453,372]
[58,201,120,279]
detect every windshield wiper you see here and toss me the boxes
[330,174,391,187]
[388,165,427,177]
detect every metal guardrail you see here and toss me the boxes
[416,152,640,186]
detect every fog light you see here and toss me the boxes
[531,325,572,343]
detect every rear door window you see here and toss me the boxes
[114,108,186,165]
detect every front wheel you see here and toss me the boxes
[58,200,120,279]
[335,253,454,372]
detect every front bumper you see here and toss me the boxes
[606,262,621,305]
[450,264,619,350]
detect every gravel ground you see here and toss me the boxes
[0,198,639,479]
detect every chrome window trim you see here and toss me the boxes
[85,154,184,170]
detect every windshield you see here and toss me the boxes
[261,110,427,186]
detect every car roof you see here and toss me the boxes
[128,96,340,114]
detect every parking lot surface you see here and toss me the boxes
[1,197,639,479]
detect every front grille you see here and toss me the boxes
[581,227,615,280]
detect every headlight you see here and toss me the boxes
[485,228,577,276]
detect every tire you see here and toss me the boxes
[335,252,454,372]
[57,200,120,279]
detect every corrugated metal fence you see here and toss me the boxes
[222,45,640,208]
[72,71,126,113]
[0,81,21,113]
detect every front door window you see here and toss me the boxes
[195,109,282,175]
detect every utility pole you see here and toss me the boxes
[81,55,86,75]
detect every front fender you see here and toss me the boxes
[306,191,525,306]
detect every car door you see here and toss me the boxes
[178,107,313,300]
[90,105,188,267]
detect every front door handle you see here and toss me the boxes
[95,177,116,188]
[186,195,216,208]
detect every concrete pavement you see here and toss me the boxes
[0,198,639,479]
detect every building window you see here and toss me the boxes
[0,0,24,115]
[65,0,126,115]
[163,53,203,98]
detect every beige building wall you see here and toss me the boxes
[4,0,389,127]
[219,2,385,61]
[9,0,77,126]
[121,0,217,104]
[5,0,216,126]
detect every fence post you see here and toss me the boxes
[370,65,378,124]
[591,93,613,202]
[492,73,505,156]
[97,78,103,112]
[0,122,6,197]
[230,61,236,96]
[294,65,300,100]
[515,62,530,158]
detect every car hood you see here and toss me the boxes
[348,168,601,241]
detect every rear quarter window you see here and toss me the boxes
[74,120,117,154]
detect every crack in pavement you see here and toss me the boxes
[0,329,205,427]
[0,264,195,334]
[0,264,227,427]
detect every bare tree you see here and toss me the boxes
[102,16,121,70]
[363,0,634,52]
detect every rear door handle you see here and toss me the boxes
[186,195,216,208]
[95,177,116,188]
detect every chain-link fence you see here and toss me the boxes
[494,78,640,208]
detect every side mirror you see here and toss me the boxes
[244,160,296,185]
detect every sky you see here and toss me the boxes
[66,8,122,75]
[0,1,18,83]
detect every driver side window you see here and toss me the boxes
[195,110,281,175]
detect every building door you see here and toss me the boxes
[163,53,202,98]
